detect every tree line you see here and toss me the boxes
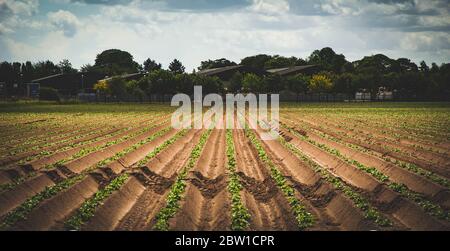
[1,47,449,100]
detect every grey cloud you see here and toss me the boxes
[70,0,252,10]
[163,0,251,11]
[287,0,332,16]
[48,10,80,37]
[0,2,14,22]
[70,0,133,5]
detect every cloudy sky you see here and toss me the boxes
[0,0,449,71]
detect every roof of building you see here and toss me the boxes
[100,72,143,82]
[196,65,243,76]
[32,73,64,82]
[266,65,317,75]
[32,72,104,83]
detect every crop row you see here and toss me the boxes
[154,129,212,231]
[244,127,314,230]
[0,125,174,229]
[287,126,450,222]
[225,129,251,230]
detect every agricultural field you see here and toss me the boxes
[0,102,449,231]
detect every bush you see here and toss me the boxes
[309,73,333,93]
[39,87,60,101]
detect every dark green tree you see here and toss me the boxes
[169,59,185,74]
[198,58,236,71]
[143,58,162,72]
[93,49,140,76]
[58,59,78,74]
[308,47,348,73]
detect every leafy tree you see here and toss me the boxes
[94,77,128,99]
[143,58,162,72]
[264,74,285,93]
[308,47,348,73]
[192,75,222,94]
[33,60,60,79]
[198,58,236,71]
[21,61,34,82]
[175,73,194,94]
[286,74,309,100]
[354,54,396,74]
[242,73,263,93]
[107,77,128,98]
[264,55,305,69]
[126,80,146,101]
[419,60,429,73]
[169,59,185,74]
[93,49,140,76]
[228,72,243,93]
[80,64,94,72]
[333,73,355,94]
[309,73,333,93]
[430,63,440,74]
[395,58,418,73]
[58,59,78,74]
[0,62,15,83]
[240,54,272,74]
[146,69,177,94]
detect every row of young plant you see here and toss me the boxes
[154,129,212,231]
[286,125,450,222]
[348,115,450,142]
[320,116,446,166]
[5,113,157,159]
[312,127,450,189]
[0,125,174,230]
[0,115,72,145]
[0,117,167,193]
[277,133,392,227]
[330,118,447,158]
[345,119,447,155]
[64,129,189,230]
[4,118,115,157]
[244,127,315,230]
[16,113,162,166]
[282,116,450,189]
[225,129,251,230]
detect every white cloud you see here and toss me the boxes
[0,0,39,34]
[1,0,449,71]
[249,0,290,15]
[48,10,81,37]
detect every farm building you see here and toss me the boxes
[376,87,394,100]
[355,90,372,101]
[32,72,106,95]
[266,65,319,76]
[196,65,245,80]
[99,72,144,83]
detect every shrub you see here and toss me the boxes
[39,87,60,101]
